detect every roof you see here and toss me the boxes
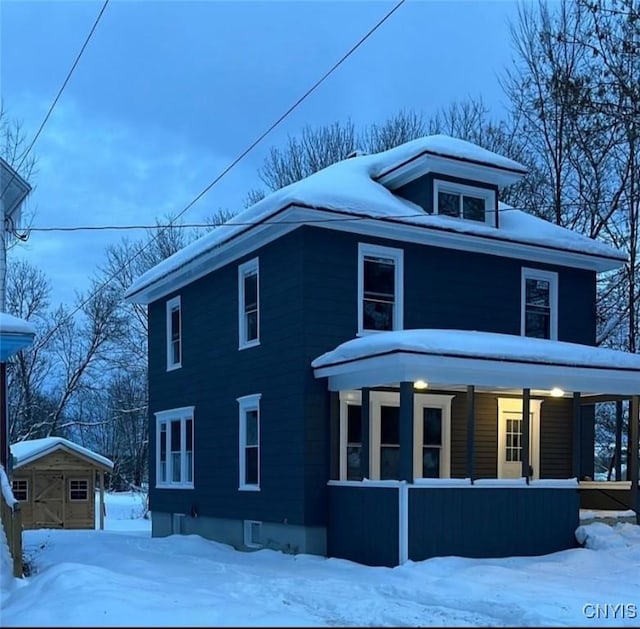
[125,135,626,304]
[0,156,31,223]
[0,312,36,361]
[311,329,640,396]
[10,437,114,471]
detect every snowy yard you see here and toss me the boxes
[1,492,639,627]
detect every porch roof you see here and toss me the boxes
[311,330,640,396]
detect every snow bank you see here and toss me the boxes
[575,521,640,550]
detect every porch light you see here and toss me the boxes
[550,387,565,397]
[414,380,428,390]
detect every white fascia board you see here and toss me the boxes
[130,206,623,304]
[377,153,526,189]
[314,351,640,395]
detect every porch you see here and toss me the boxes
[312,330,640,567]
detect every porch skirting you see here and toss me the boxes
[328,480,580,567]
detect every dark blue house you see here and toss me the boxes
[125,136,640,567]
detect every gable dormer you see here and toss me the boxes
[375,136,527,229]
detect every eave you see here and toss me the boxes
[126,205,626,305]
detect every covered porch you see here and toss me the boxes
[312,330,640,567]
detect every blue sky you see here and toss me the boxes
[2,0,520,306]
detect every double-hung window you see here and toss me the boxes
[238,394,261,490]
[155,406,194,488]
[433,180,496,225]
[166,296,182,370]
[521,268,558,340]
[238,258,259,349]
[358,243,403,334]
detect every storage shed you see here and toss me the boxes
[9,438,113,530]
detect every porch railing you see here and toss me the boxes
[1,464,23,577]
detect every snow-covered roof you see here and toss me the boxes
[0,312,36,336]
[11,437,114,471]
[311,329,640,396]
[125,135,626,303]
[0,312,36,361]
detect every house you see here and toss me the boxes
[124,135,640,567]
[10,437,113,530]
[1,156,34,577]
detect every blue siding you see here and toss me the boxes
[408,487,580,560]
[149,222,596,529]
[327,485,399,567]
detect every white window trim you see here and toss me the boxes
[497,397,543,480]
[433,179,496,226]
[155,406,195,489]
[243,519,263,548]
[238,393,261,491]
[520,267,559,340]
[338,390,453,481]
[357,243,404,336]
[166,296,182,371]
[238,258,260,350]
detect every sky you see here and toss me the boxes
[2,490,640,626]
[1,0,522,308]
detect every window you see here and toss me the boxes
[433,180,496,225]
[69,479,89,501]
[155,406,195,488]
[339,391,452,480]
[238,258,259,349]
[421,407,443,478]
[11,479,27,501]
[238,394,261,490]
[521,268,558,340]
[357,243,404,334]
[166,296,182,370]
[243,520,262,548]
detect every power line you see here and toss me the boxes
[21,196,640,233]
[1,0,110,200]
[29,0,407,342]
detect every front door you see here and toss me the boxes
[497,398,542,479]
[33,472,64,528]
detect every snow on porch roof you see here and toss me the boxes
[124,135,625,304]
[311,330,640,396]
[11,437,114,471]
[0,312,36,361]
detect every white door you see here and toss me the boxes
[497,398,542,479]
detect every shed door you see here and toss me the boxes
[34,473,64,528]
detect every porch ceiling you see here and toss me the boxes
[311,330,640,396]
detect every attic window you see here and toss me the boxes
[433,180,496,226]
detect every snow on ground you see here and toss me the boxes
[1,492,639,627]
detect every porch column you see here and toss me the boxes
[399,381,414,483]
[572,392,582,479]
[630,395,639,524]
[329,391,340,480]
[99,470,105,530]
[615,400,623,481]
[466,385,475,482]
[521,388,530,482]
[360,388,370,480]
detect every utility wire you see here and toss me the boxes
[1,0,111,200]
[22,195,640,233]
[29,0,407,343]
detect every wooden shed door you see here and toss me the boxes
[34,473,64,528]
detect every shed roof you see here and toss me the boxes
[10,437,114,471]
